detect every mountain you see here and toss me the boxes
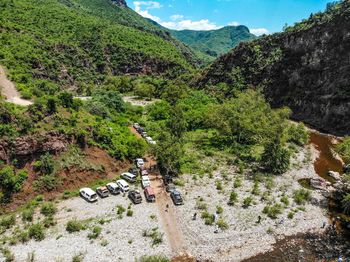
[170,26,257,61]
[0,0,197,98]
[196,0,350,136]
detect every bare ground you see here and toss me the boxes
[0,66,33,106]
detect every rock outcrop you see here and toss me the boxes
[0,132,70,162]
[111,0,127,8]
[197,1,350,136]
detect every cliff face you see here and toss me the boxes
[111,0,127,8]
[198,2,350,136]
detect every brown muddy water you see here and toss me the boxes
[309,131,344,179]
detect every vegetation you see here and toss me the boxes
[137,255,169,262]
[293,189,311,205]
[337,137,350,164]
[40,202,57,217]
[28,223,45,241]
[66,220,85,233]
[263,204,283,219]
[88,226,102,240]
[142,228,164,247]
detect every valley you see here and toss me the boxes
[0,0,349,261]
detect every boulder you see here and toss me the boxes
[328,171,341,181]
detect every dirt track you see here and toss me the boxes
[0,65,33,106]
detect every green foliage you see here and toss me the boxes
[228,191,238,206]
[28,223,45,241]
[34,153,55,175]
[1,247,14,262]
[216,218,229,230]
[252,181,261,195]
[72,252,85,262]
[0,214,16,229]
[262,203,283,219]
[216,205,223,214]
[201,211,215,225]
[142,228,163,246]
[287,123,309,146]
[66,220,84,233]
[171,25,256,60]
[243,196,253,208]
[280,195,290,206]
[293,189,311,205]
[337,137,350,164]
[88,226,102,240]
[126,209,133,217]
[0,166,27,202]
[22,208,35,222]
[261,138,291,175]
[40,202,57,217]
[234,178,242,188]
[0,0,193,98]
[342,193,350,215]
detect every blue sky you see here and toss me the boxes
[127,0,330,35]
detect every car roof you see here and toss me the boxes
[122,172,135,177]
[144,187,155,195]
[97,186,108,191]
[173,190,181,195]
[142,176,150,180]
[107,182,118,187]
[117,179,129,186]
[136,158,144,161]
[81,188,95,195]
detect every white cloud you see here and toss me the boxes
[133,1,162,23]
[250,28,269,36]
[228,21,240,26]
[170,14,184,21]
[161,19,220,30]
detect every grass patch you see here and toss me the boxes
[28,223,45,241]
[293,189,311,205]
[40,202,57,217]
[142,227,163,246]
[66,220,85,233]
[88,226,102,240]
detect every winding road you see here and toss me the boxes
[0,66,33,106]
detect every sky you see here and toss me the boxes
[126,0,330,35]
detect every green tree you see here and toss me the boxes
[261,138,291,175]
[58,92,74,108]
[166,105,188,139]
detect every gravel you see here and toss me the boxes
[7,192,171,262]
[173,146,329,261]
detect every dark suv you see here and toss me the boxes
[170,190,183,205]
[128,190,142,204]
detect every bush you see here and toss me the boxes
[28,223,45,241]
[243,196,253,208]
[142,228,163,247]
[22,208,34,222]
[66,220,84,233]
[216,205,223,214]
[126,210,133,217]
[263,204,283,219]
[196,199,207,210]
[287,123,309,146]
[40,202,57,217]
[72,252,85,262]
[1,247,14,262]
[293,189,311,205]
[217,219,229,230]
[35,153,55,175]
[252,181,261,195]
[233,178,242,188]
[280,195,290,206]
[228,191,238,206]
[261,139,291,175]
[216,180,223,191]
[287,211,295,219]
[201,211,214,225]
[88,226,102,240]
[0,215,16,229]
[43,216,56,228]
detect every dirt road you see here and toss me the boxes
[0,65,33,106]
[129,126,186,254]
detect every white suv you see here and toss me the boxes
[142,176,151,188]
[117,179,130,192]
[121,172,136,183]
[80,188,98,202]
[136,158,144,167]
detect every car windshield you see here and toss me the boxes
[91,194,97,198]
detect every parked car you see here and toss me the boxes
[117,179,130,192]
[121,172,137,183]
[142,176,151,188]
[145,137,156,145]
[144,187,156,202]
[128,190,142,204]
[166,184,176,193]
[136,127,145,134]
[133,123,140,130]
[106,182,121,195]
[80,188,98,202]
[141,132,148,138]
[136,158,144,168]
[128,167,139,176]
[170,190,183,205]
[163,175,173,185]
[96,186,109,198]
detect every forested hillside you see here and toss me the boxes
[197,0,350,136]
[170,26,256,61]
[0,0,196,99]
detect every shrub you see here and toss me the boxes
[216,180,223,191]
[233,178,242,188]
[142,228,163,246]
[28,223,45,241]
[35,153,55,175]
[261,139,291,175]
[217,219,229,230]
[126,210,133,217]
[1,247,14,262]
[18,230,29,243]
[22,208,35,222]
[293,189,311,205]
[196,199,207,210]
[228,191,238,206]
[0,215,16,229]
[66,220,84,233]
[263,204,283,219]
[216,205,223,214]
[40,202,57,217]
[72,252,85,262]
[280,195,290,206]
[201,212,214,225]
[288,211,295,219]
[243,196,253,208]
[43,216,56,228]
[252,181,260,195]
[88,226,102,240]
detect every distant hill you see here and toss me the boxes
[170,26,257,61]
[0,0,197,98]
[196,1,350,135]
